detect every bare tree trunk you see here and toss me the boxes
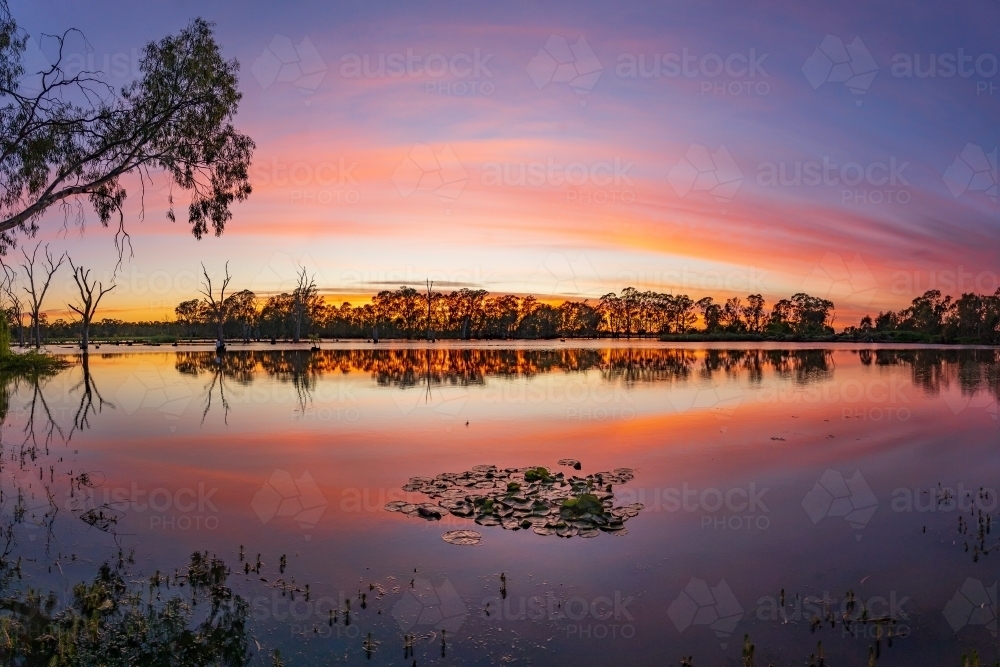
[68,257,114,356]
[426,279,433,341]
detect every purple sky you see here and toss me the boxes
[9,0,999,323]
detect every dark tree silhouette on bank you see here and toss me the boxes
[291,267,317,343]
[0,6,253,256]
[67,257,115,352]
[19,241,63,348]
[199,262,231,342]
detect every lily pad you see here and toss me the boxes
[442,530,482,546]
[558,459,582,470]
[388,462,643,539]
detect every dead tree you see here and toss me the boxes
[67,258,115,353]
[426,279,434,341]
[21,242,65,348]
[291,267,316,344]
[198,262,232,342]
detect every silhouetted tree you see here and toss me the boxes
[0,8,254,257]
[19,241,64,348]
[67,257,115,352]
[198,262,231,342]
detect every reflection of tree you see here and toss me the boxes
[201,363,231,425]
[0,373,250,666]
[21,374,62,453]
[870,348,1000,402]
[162,347,1000,403]
[69,354,114,438]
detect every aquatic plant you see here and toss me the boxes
[0,552,251,666]
[386,463,642,538]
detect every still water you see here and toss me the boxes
[3,343,998,665]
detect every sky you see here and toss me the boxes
[8,0,1000,326]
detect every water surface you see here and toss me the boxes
[4,343,998,665]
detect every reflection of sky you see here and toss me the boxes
[8,1,1000,324]
[5,346,998,663]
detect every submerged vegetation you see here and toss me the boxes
[0,552,251,666]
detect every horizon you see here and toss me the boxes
[8,0,998,326]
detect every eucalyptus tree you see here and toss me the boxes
[0,6,253,257]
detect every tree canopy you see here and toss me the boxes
[0,5,253,256]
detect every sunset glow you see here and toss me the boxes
[10,1,998,326]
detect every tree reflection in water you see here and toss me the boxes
[0,366,250,666]
[170,346,998,403]
[0,346,994,665]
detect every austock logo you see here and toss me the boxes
[943,578,997,637]
[115,363,194,427]
[523,252,604,297]
[390,385,469,423]
[665,382,745,430]
[802,35,878,105]
[801,253,879,309]
[251,35,327,95]
[251,470,328,538]
[667,578,743,649]
[940,388,999,420]
[527,35,603,103]
[943,143,998,205]
[392,144,468,213]
[667,143,743,214]
[801,469,878,540]
[392,578,468,634]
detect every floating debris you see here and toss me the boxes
[441,530,482,546]
[558,459,582,470]
[388,464,642,538]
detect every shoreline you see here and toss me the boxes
[24,338,1000,355]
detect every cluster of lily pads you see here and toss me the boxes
[385,463,643,539]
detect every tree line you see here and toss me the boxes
[9,255,1000,346]
[161,279,842,342]
[845,289,1000,344]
